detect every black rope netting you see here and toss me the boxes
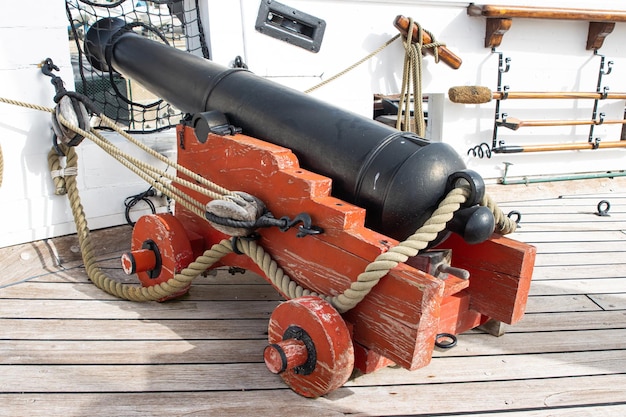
[66,0,210,133]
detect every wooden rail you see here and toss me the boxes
[468,4,626,49]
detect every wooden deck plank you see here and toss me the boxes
[505,215,626,227]
[501,310,626,333]
[0,299,279,319]
[0,339,267,365]
[0,318,269,340]
[532,264,624,280]
[2,277,626,320]
[530,240,626,253]
[458,404,626,417]
[497,195,626,208]
[506,230,626,243]
[529,278,626,296]
[2,349,625,394]
[2,374,626,416]
[506,222,626,232]
[525,294,602,312]
[588,293,626,310]
[3,328,626,364]
[4,281,622,318]
[437,328,626,356]
[0,280,283,301]
[533,252,626,266]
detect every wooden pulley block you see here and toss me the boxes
[264,296,354,398]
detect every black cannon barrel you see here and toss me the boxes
[85,18,493,243]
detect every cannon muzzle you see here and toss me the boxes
[85,18,494,243]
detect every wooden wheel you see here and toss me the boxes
[264,296,354,398]
[122,213,194,301]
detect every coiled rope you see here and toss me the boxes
[397,18,445,136]
[302,18,444,139]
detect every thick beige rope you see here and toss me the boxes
[57,144,516,308]
[62,146,233,301]
[0,97,240,204]
[331,185,471,312]
[2,95,517,311]
[483,193,518,235]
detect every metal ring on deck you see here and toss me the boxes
[507,210,522,225]
[596,200,611,217]
[435,333,457,349]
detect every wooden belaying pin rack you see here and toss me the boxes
[465,49,626,157]
[468,4,626,50]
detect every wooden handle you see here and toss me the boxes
[467,5,626,22]
[514,141,626,153]
[394,15,462,70]
[499,117,626,129]
[492,91,626,100]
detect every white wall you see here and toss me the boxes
[0,0,170,248]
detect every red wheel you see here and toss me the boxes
[123,213,194,300]
[264,296,354,398]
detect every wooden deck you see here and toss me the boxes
[2,178,626,416]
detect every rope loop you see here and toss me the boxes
[397,18,425,135]
[396,18,447,136]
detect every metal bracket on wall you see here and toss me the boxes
[255,0,326,53]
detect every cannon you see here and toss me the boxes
[84,18,536,397]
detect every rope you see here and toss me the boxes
[59,145,230,301]
[49,139,516,308]
[304,34,401,94]
[1,92,517,310]
[238,183,516,313]
[331,185,471,312]
[396,19,446,136]
[483,193,518,235]
[47,146,70,195]
[48,143,302,302]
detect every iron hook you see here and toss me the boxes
[502,85,510,100]
[601,86,609,99]
[40,57,60,77]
